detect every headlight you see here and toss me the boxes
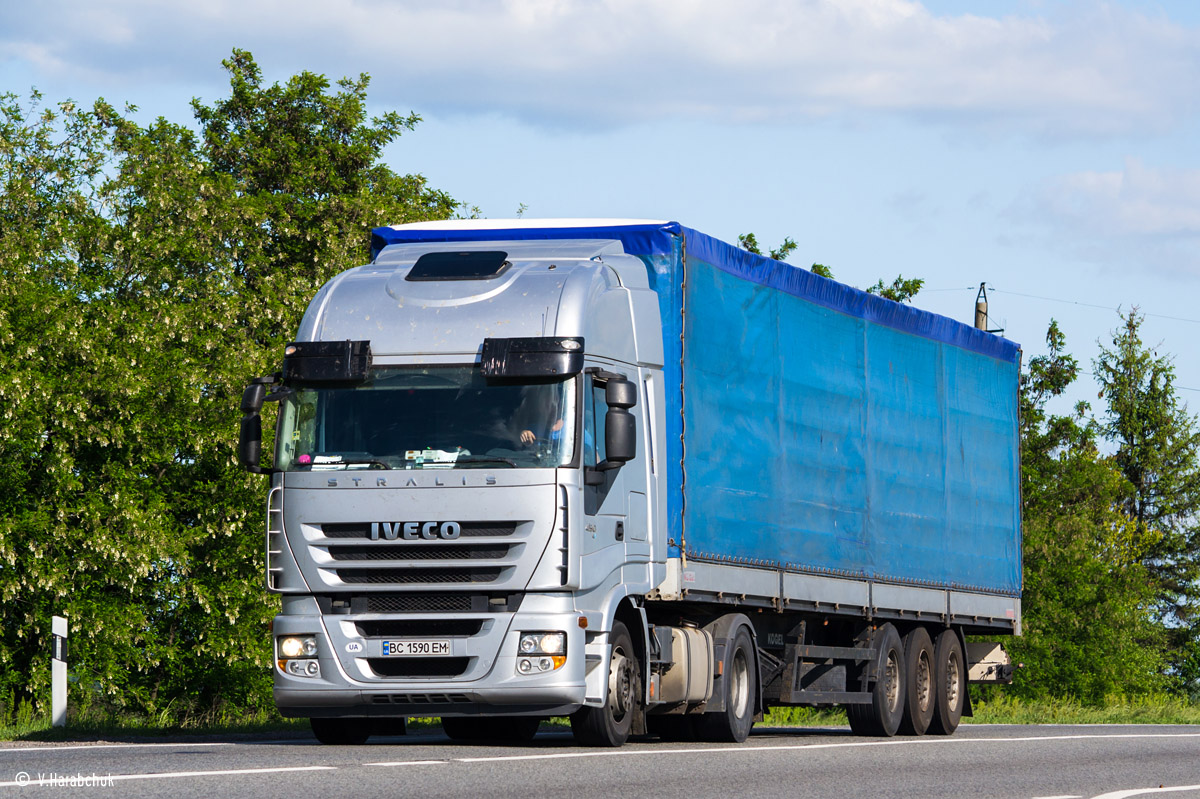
[519,632,565,655]
[278,635,317,658]
[277,635,321,679]
[516,632,567,675]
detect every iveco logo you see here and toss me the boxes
[370,522,462,541]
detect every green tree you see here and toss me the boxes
[1094,310,1200,679]
[1008,320,1163,701]
[0,51,456,719]
[865,275,924,303]
[736,233,919,299]
[737,232,797,261]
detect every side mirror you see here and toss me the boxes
[239,376,278,476]
[241,383,266,414]
[598,378,638,469]
[604,406,636,464]
[605,379,637,410]
[239,414,263,469]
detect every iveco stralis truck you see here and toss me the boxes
[238,219,1020,747]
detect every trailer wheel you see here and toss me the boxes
[899,627,935,735]
[310,717,370,745]
[928,629,965,735]
[694,624,756,743]
[442,716,540,742]
[571,621,639,747]
[847,623,905,737]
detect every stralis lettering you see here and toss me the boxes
[370,521,462,541]
[325,475,497,487]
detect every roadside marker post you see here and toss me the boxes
[51,615,67,728]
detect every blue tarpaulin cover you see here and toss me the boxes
[374,221,1023,596]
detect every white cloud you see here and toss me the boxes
[1013,159,1200,276]
[1036,159,1200,237]
[2,0,1199,134]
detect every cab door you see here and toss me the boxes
[578,367,649,590]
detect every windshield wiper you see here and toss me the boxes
[340,459,389,470]
[310,453,391,470]
[454,455,517,468]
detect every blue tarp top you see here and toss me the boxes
[372,221,1021,365]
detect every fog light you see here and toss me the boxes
[539,657,552,671]
[305,660,320,677]
[518,658,534,673]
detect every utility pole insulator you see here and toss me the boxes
[975,283,989,331]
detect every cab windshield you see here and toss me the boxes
[276,366,576,470]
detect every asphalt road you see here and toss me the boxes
[0,725,1197,798]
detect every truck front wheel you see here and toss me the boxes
[571,621,639,747]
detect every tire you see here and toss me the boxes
[928,629,965,735]
[693,625,756,743]
[571,621,639,747]
[846,623,905,737]
[441,716,541,743]
[898,627,935,736]
[310,717,370,745]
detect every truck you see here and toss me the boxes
[238,219,1021,747]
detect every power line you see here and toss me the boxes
[927,284,1200,326]
[1080,369,1200,393]
[922,285,1200,394]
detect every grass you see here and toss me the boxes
[967,694,1200,725]
[3,695,1197,742]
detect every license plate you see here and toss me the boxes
[381,639,451,657]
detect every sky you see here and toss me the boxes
[4,0,1200,418]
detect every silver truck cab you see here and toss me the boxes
[244,235,669,736]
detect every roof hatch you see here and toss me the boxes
[405,251,510,282]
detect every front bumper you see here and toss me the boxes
[273,595,587,718]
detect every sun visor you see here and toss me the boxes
[481,337,584,378]
[282,340,372,384]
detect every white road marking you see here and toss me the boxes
[0,741,235,754]
[1091,787,1200,799]
[364,760,449,767]
[452,732,1200,764]
[0,765,335,788]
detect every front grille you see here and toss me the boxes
[356,619,484,637]
[321,522,518,539]
[368,657,471,678]
[328,544,510,562]
[366,594,474,613]
[369,693,473,705]
[338,568,502,585]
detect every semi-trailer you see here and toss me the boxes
[239,219,1020,746]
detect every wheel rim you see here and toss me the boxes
[884,650,900,712]
[915,650,932,712]
[730,647,750,717]
[608,646,633,724]
[945,650,961,710]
